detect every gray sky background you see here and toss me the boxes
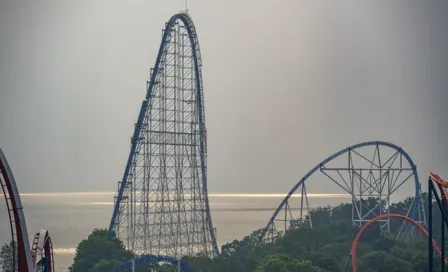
[0,0,447,197]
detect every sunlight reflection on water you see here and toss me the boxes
[0,192,350,268]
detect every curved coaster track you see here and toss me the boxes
[259,141,426,242]
[1,149,55,272]
[109,12,218,258]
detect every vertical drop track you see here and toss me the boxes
[110,12,218,257]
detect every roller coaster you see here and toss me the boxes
[109,11,218,258]
[344,173,448,271]
[104,10,439,272]
[1,9,444,272]
[346,213,446,272]
[0,149,55,272]
[258,141,426,242]
[427,173,448,271]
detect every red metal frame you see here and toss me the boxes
[0,150,34,271]
[349,213,446,272]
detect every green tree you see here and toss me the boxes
[304,251,339,271]
[255,255,326,272]
[255,254,294,272]
[0,240,14,272]
[182,255,216,272]
[358,250,413,272]
[91,259,123,272]
[70,229,132,271]
[308,206,331,227]
[68,197,440,272]
[217,230,271,272]
[292,260,327,272]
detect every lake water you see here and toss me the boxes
[0,193,350,270]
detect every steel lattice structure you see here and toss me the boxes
[109,12,218,258]
[259,141,426,242]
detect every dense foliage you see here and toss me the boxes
[0,240,14,272]
[69,229,132,272]
[70,229,178,272]
[70,195,445,271]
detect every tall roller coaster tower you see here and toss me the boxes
[109,12,219,258]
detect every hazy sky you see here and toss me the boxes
[0,1,447,197]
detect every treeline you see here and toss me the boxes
[69,194,444,271]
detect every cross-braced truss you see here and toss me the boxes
[260,141,426,242]
[109,12,218,258]
[320,143,424,231]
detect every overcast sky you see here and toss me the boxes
[0,0,447,197]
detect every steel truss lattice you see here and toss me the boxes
[260,141,426,241]
[109,12,218,258]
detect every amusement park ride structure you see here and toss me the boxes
[1,9,444,272]
[345,173,448,272]
[427,172,448,272]
[109,11,218,258]
[105,10,438,272]
[346,213,447,272]
[258,141,426,242]
[0,149,55,272]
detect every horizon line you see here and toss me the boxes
[16,192,351,198]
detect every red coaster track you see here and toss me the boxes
[0,149,34,271]
[349,213,447,272]
[31,230,54,272]
[0,149,55,272]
